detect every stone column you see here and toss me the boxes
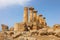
[33,10,37,22]
[14,23,19,33]
[24,7,28,23]
[43,17,47,26]
[39,14,43,24]
[37,15,39,23]
[29,7,34,22]
[32,10,37,30]
[37,15,40,30]
[1,24,8,31]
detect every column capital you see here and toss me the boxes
[39,14,43,17]
[33,10,38,13]
[43,17,46,19]
[29,7,34,10]
[24,7,28,10]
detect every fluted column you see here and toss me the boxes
[39,14,43,24]
[37,15,39,23]
[32,10,37,30]
[29,7,34,22]
[33,10,37,22]
[24,7,28,23]
[39,14,46,25]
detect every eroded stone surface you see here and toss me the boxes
[0,7,60,40]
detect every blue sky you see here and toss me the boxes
[0,0,60,30]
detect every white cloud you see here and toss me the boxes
[0,0,31,8]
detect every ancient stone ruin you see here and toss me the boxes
[0,7,60,40]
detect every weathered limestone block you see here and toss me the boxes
[18,23,25,32]
[9,32,14,37]
[47,28,55,35]
[0,32,5,40]
[10,27,14,31]
[14,23,25,33]
[0,32,8,40]
[14,23,19,33]
[26,22,33,30]
[54,29,60,33]
[54,29,60,37]
[38,28,48,35]
[6,31,14,40]
[53,24,60,30]
[1,24,8,31]
[32,25,37,30]
[19,37,37,40]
